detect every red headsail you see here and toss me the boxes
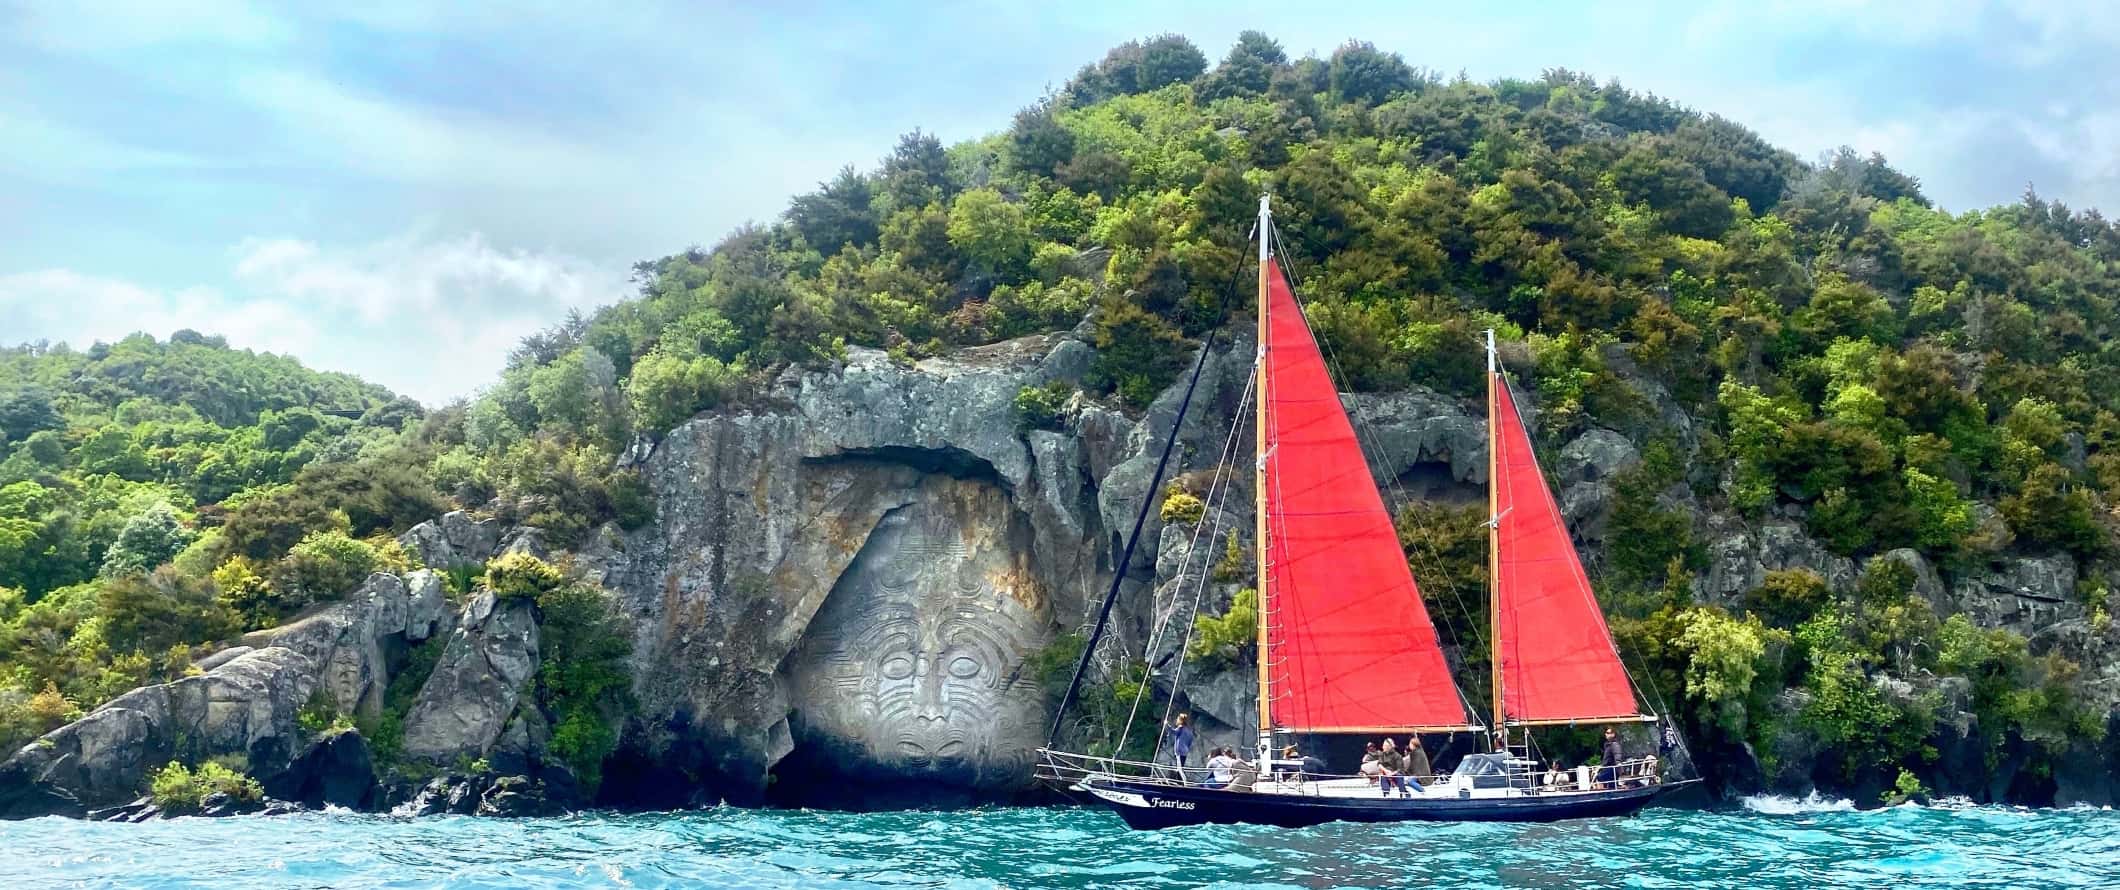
[1491,375,1641,723]
[1260,258,1468,732]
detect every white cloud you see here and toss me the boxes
[1,232,626,406]
[0,268,316,358]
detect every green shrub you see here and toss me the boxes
[1186,587,1257,665]
[1211,531,1247,583]
[1159,487,1205,524]
[1882,767,1928,805]
[532,582,634,790]
[485,552,566,600]
[148,759,262,812]
[442,562,482,597]
[273,529,378,605]
[1013,382,1075,431]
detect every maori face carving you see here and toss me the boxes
[788,489,1047,789]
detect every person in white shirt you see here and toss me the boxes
[1204,747,1238,789]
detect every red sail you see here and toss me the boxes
[1261,258,1467,731]
[1491,375,1641,723]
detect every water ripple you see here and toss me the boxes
[2,801,2116,888]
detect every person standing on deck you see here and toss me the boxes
[1165,714,1196,781]
[1600,727,1624,789]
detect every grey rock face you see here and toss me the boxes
[0,647,316,815]
[1556,429,1639,487]
[240,573,418,718]
[1697,517,1857,604]
[267,729,377,810]
[0,571,453,817]
[399,511,504,569]
[400,592,540,762]
[604,335,1134,802]
[1950,553,2082,630]
[784,479,1051,791]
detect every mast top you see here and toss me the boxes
[1258,193,1272,263]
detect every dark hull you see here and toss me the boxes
[1083,778,1668,830]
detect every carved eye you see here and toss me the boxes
[880,654,916,680]
[948,656,983,679]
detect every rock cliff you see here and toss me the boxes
[9,327,2120,816]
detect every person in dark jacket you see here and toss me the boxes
[1403,736,1431,783]
[1600,727,1624,789]
[1165,714,1196,782]
[1377,739,1407,797]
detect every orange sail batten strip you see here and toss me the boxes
[1260,257,1466,732]
[1491,375,1641,723]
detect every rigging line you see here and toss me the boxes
[1266,224,1491,718]
[1119,369,1256,758]
[1046,243,1254,748]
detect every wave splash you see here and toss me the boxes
[1741,792,1857,814]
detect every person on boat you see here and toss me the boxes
[1600,727,1624,789]
[1377,739,1407,797]
[1279,745,1327,784]
[1403,736,1431,784]
[1543,762,1566,790]
[1204,747,1237,789]
[1359,743,1384,783]
[1165,714,1196,780]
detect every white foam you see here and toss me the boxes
[1741,792,1856,814]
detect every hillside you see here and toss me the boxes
[6,32,2120,809]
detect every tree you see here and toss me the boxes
[787,166,880,252]
[1675,607,1782,735]
[1328,41,1418,106]
[2000,463,2104,558]
[100,502,191,577]
[879,130,954,209]
[1067,34,1207,102]
[1007,103,1076,179]
[1087,297,1192,407]
[0,386,62,445]
[947,188,1035,279]
[1199,30,1286,100]
[96,566,233,654]
[1607,138,1735,239]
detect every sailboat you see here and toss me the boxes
[1037,195,1692,829]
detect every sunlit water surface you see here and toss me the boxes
[4,796,2115,888]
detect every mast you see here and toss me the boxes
[1254,193,1273,766]
[1485,328,1503,751]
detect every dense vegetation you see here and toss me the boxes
[7,31,2120,798]
[0,333,638,769]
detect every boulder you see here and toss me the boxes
[399,592,540,762]
[1556,429,1639,486]
[398,510,504,569]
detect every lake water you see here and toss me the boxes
[4,796,2115,888]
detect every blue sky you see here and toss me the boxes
[5,1,2118,404]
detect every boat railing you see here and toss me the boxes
[1040,747,1667,797]
[1036,747,1445,796]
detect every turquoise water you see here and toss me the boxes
[4,797,2115,888]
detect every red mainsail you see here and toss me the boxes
[1490,375,1641,723]
[1260,258,1468,731]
